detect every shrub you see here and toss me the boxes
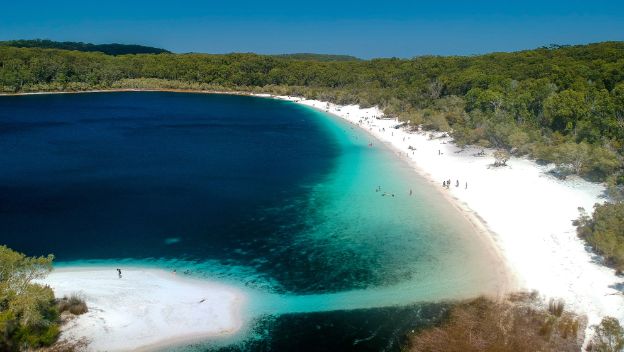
[575,203,624,272]
[404,293,585,352]
[587,317,624,352]
[0,246,60,350]
[548,298,565,317]
[57,294,88,315]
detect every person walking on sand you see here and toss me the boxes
[456,180,459,187]
[465,182,468,189]
[117,268,122,278]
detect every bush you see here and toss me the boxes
[0,245,60,350]
[404,293,585,352]
[587,317,624,352]
[57,294,88,315]
[575,203,624,272]
[548,298,565,317]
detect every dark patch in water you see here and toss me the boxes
[210,303,449,352]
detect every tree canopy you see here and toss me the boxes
[0,246,58,351]
[575,203,624,273]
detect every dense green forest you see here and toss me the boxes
[0,39,169,55]
[271,53,361,61]
[0,41,623,186]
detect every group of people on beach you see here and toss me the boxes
[443,179,467,189]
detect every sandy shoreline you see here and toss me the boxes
[41,267,245,351]
[270,95,624,331]
[280,95,517,297]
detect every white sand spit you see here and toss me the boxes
[42,267,244,351]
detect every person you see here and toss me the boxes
[438,149,440,155]
[442,180,446,187]
[409,189,412,196]
[465,182,468,189]
[117,268,122,279]
[456,180,459,187]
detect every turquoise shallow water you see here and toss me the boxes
[0,92,502,350]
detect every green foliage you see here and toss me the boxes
[588,317,624,352]
[0,39,169,55]
[0,246,59,351]
[575,203,624,272]
[0,41,623,181]
[271,53,360,62]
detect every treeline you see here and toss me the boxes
[0,39,170,55]
[576,203,624,274]
[1,42,623,183]
[271,53,361,61]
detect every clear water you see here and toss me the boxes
[0,92,501,351]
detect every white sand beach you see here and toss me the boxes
[41,267,244,351]
[273,95,624,331]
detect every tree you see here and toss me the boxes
[574,203,624,272]
[543,90,588,133]
[0,246,58,351]
[493,149,510,166]
[588,317,624,352]
[553,142,591,176]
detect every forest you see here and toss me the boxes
[0,41,623,187]
[0,39,170,56]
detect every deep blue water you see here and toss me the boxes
[0,92,500,351]
[1,92,333,260]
